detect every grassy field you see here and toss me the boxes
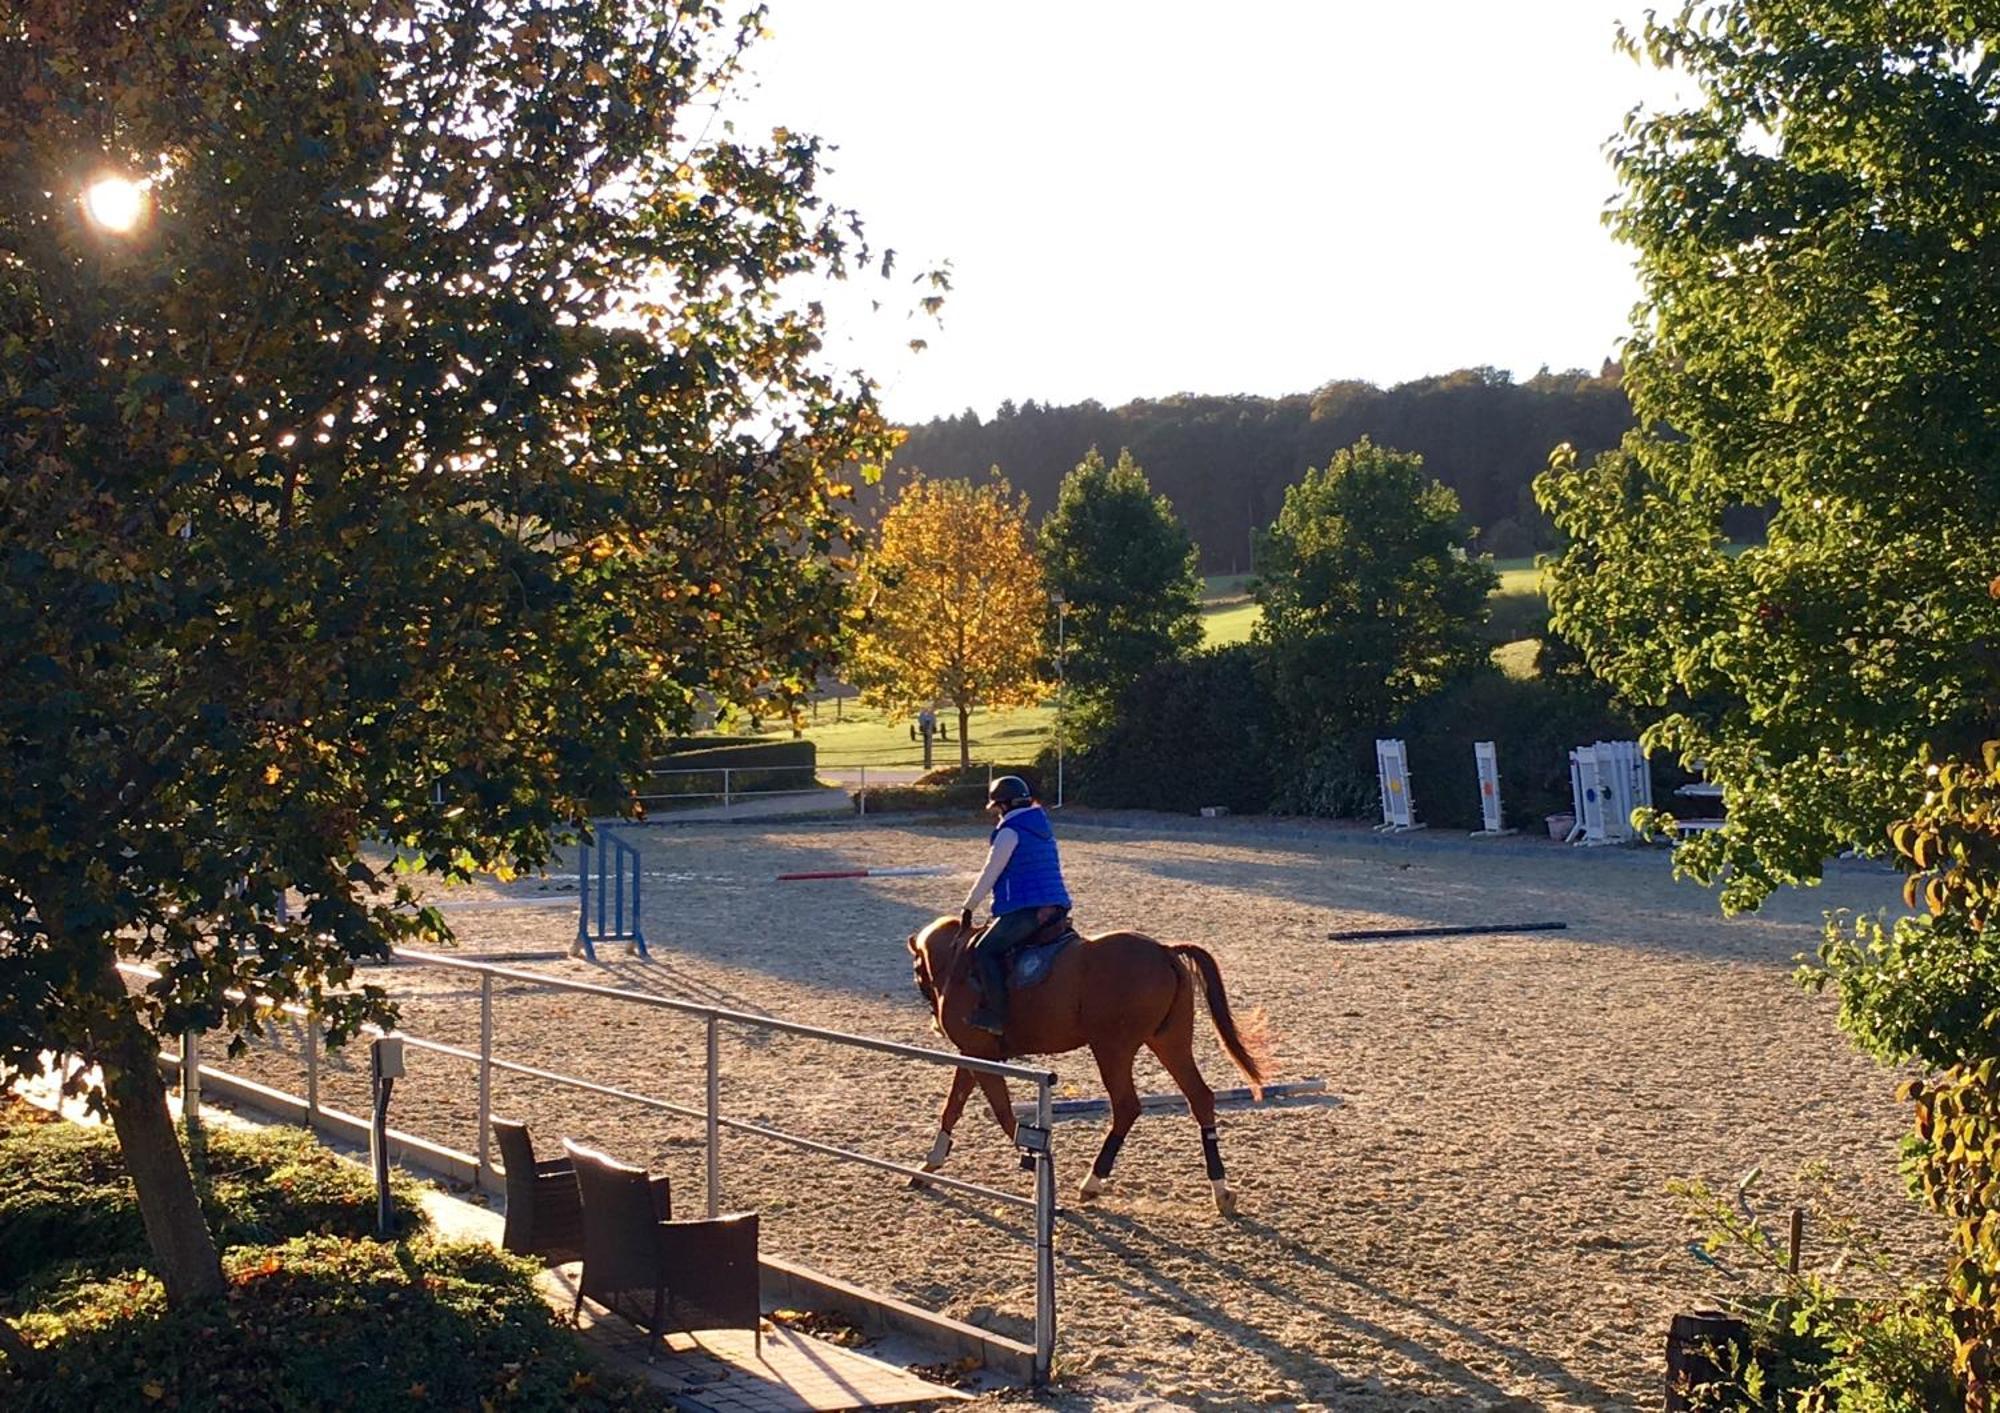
[1201,598,1261,646]
[757,698,1057,770]
[1199,560,1553,648]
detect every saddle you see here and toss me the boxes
[970,906,1079,994]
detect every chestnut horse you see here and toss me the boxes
[905,915,1270,1215]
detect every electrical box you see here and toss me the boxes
[371,1036,406,1080]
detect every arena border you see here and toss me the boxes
[156,1061,1041,1383]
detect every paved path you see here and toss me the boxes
[419,1189,966,1412]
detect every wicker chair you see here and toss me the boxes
[494,1120,584,1265]
[563,1140,761,1351]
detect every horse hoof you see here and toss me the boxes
[1076,1184,1100,1204]
[1213,1185,1238,1218]
[908,1165,941,1191]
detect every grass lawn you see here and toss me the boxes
[1200,598,1261,646]
[1199,559,1549,648]
[769,699,1057,770]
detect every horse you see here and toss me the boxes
[904,914,1270,1215]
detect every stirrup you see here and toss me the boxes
[966,1009,1005,1037]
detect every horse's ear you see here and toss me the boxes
[905,933,919,956]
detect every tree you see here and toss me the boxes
[1253,438,1496,744]
[1535,0,2000,1391]
[849,476,1048,768]
[1,0,897,1304]
[1037,447,1202,719]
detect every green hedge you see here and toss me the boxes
[643,737,817,800]
[1061,646,1279,814]
[5,1236,656,1411]
[1062,643,1663,830]
[856,765,1045,816]
[0,1102,428,1293]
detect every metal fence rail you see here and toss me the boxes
[635,765,832,809]
[123,950,1061,1381]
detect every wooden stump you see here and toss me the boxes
[1665,1309,1750,1411]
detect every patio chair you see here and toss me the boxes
[563,1140,761,1352]
[494,1119,584,1265]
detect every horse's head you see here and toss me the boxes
[906,915,970,1031]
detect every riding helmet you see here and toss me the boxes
[986,775,1033,812]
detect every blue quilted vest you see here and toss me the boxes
[990,805,1071,915]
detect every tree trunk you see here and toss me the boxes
[957,704,971,771]
[91,954,225,1305]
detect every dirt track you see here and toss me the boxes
[226,814,1938,1411]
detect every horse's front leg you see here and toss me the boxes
[974,1070,1019,1144]
[910,1066,976,1188]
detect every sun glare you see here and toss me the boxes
[83,175,147,233]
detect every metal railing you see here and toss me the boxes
[634,765,833,810]
[130,951,1061,1382]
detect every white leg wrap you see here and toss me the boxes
[923,1130,953,1169]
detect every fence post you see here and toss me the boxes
[1034,1075,1056,1384]
[722,767,732,810]
[705,1014,721,1217]
[476,972,494,1187]
[304,1016,319,1127]
[858,765,866,818]
[180,1031,201,1133]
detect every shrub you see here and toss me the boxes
[1063,646,1278,814]
[856,765,1044,816]
[0,1102,429,1293]
[1274,668,1643,830]
[4,1236,656,1411]
[644,737,818,801]
[1482,586,1551,646]
[1670,1171,1961,1411]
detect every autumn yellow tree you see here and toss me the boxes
[851,476,1049,769]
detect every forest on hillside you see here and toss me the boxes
[882,364,1632,570]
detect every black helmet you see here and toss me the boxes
[986,775,1033,811]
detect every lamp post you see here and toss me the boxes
[1051,593,1067,808]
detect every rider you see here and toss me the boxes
[959,775,1071,1036]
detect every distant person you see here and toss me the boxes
[957,776,1071,1035]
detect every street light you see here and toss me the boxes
[1051,592,1068,809]
[82,174,148,234]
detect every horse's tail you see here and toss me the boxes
[1171,944,1270,1100]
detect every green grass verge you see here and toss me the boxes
[6,1236,659,1411]
[0,1101,429,1293]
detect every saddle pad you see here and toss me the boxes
[1007,932,1076,991]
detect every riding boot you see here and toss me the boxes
[967,940,1011,1035]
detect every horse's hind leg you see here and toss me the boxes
[1078,1042,1142,1203]
[1146,1030,1236,1217]
[911,1067,976,1188]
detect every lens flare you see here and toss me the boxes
[83,176,146,233]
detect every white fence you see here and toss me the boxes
[127,953,1060,1382]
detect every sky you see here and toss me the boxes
[725,2,1690,425]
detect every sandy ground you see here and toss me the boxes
[222,814,1939,1412]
